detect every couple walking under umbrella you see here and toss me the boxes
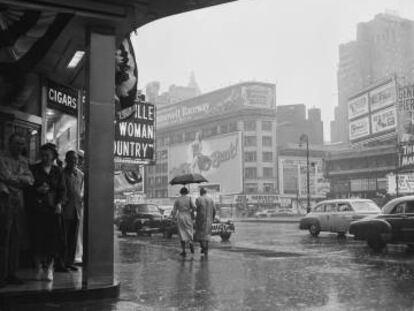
[171,185,215,257]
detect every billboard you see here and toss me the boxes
[114,168,144,194]
[348,94,368,119]
[279,157,329,197]
[114,101,155,165]
[369,81,396,112]
[157,83,275,128]
[371,106,397,134]
[168,132,242,196]
[387,173,414,195]
[398,84,414,169]
[349,117,370,140]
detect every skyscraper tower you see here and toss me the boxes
[331,12,414,143]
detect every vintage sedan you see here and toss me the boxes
[299,199,381,237]
[349,195,414,251]
[117,203,163,236]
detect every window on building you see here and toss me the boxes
[155,164,162,173]
[245,167,257,179]
[147,166,154,174]
[262,121,272,131]
[148,177,154,186]
[262,152,273,162]
[185,131,196,141]
[264,183,274,193]
[162,163,168,173]
[245,152,257,162]
[161,176,168,184]
[377,178,387,190]
[263,167,273,178]
[155,176,161,185]
[262,136,272,146]
[244,120,256,131]
[229,121,238,132]
[244,136,257,147]
[245,183,258,194]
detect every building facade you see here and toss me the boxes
[331,12,414,143]
[145,81,278,199]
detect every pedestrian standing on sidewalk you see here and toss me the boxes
[195,187,216,256]
[62,151,84,271]
[172,187,195,257]
[0,133,34,287]
[28,143,65,282]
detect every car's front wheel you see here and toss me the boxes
[220,232,232,242]
[367,235,386,251]
[309,223,320,237]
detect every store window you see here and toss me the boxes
[264,183,274,193]
[45,80,80,160]
[245,151,257,162]
[245,183,258,194]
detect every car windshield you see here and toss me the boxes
[351,201,380,212]
[134,204,160,213]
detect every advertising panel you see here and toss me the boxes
[387,173,414,195]
[279,158,329,197]
[397,84,414,169]
[349,117,370,141]
[369,81,396,112]
[114,168,144,194]
[157,83,275,128]
[168,132,242,196]
[47,79,79,116]
[114,101,155,165]
[371,106,397,134]
[348,94,369,120]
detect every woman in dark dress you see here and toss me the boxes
[29,143,65,282]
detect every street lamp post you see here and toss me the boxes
[299,134,311,213]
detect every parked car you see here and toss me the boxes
[254,209,278,217]
[299,199,381,237]
[349,195,414,251]
[117,203,163,236]
[158,205,174,219]
[161,217,235,242]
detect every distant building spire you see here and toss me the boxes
[188,71,201,95]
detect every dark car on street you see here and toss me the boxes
[349,195,414,251]
[117,203,163,236]
[161,217,235,242]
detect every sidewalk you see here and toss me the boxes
[233,216,302,223]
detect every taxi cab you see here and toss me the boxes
[299,199,381,237]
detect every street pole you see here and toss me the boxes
[306,138,311,213]
[299,134,311,213]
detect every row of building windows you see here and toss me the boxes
[147,163,168,174]
[245,151,273,162]
[147,176,169,186]
[245,167,274,179]
[243,120,273,131]
[147,189,169,198]
[244,136,273,147]
[331,177,387,193]
[156,121,238,147]
[245,183,275,194]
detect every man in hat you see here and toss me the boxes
[194,187,216,256]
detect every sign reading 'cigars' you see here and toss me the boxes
[47,79,79,116]
[114,101,155,165]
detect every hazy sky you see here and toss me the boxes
[132,0,414,142]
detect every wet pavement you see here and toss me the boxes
[8,222,414,310]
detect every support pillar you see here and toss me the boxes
[84,29,115,286]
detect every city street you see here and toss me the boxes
[11,221,414,311]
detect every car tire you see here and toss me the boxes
[337,232,346,239]
[220,232,231,242]
[309,223,320,237]
[367,235,386,251]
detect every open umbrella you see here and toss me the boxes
[169,173,208,185]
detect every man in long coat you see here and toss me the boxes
[195,187,216,255]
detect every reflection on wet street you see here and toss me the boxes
[13,222,414,310]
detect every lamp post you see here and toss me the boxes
[299,134,311,213]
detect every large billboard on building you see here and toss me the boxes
[398,84,414,170]
[168,132,243,196]
[158,82,275,128]
[278,157,330,197]
[114,101,155,165]
[348,80,397,144]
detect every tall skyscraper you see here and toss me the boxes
[331,12,414,143]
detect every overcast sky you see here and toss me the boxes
[132,0,414,142]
